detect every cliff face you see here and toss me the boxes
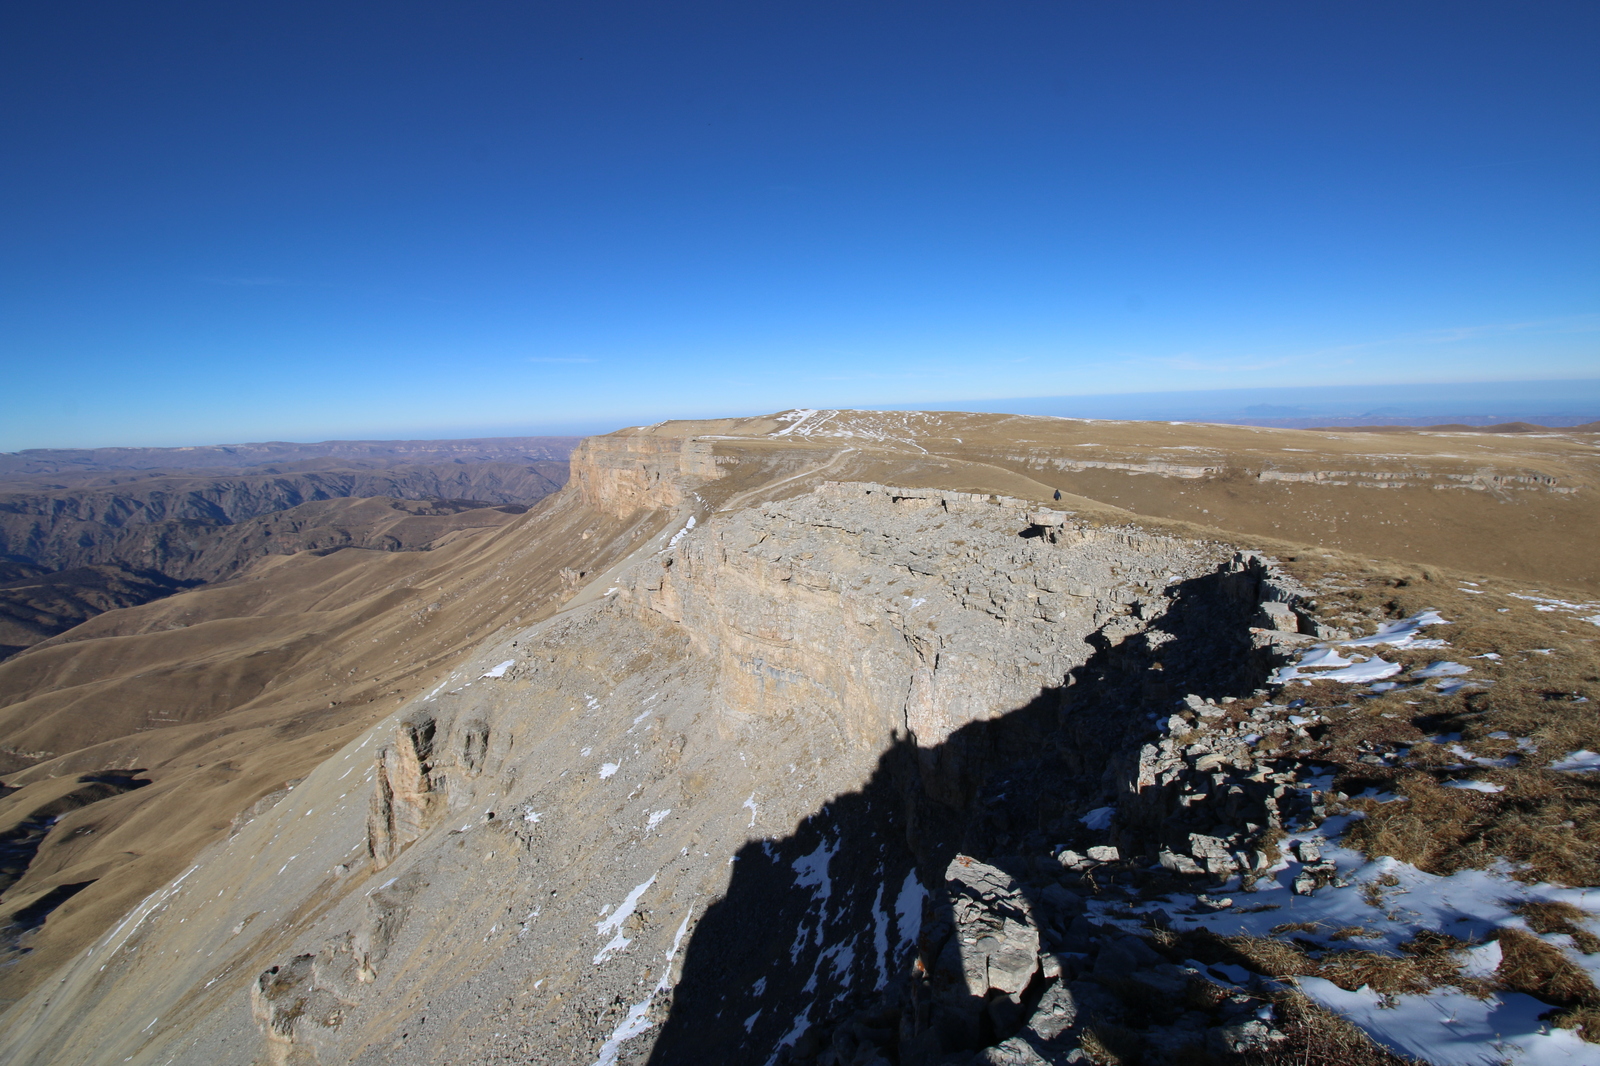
[0,452,1306,1066]
[627,483,1222,762]
[3,412,1594,1066]
[568,432,726,518]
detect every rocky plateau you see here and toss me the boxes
[0,411,1596,1066]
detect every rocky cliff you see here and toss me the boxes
[0,465,1311,1065]
[0,412,1595,1066]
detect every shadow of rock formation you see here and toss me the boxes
[649,565,1291,1066]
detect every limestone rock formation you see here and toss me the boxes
[0,411,1595,1066]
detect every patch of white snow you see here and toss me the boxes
[593,876,657,965]
[1412,661,1471,678]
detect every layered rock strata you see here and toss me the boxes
[0,473,1315,1066]
[230,483,1304,1066]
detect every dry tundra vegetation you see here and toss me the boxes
[1115,555,1600,1063]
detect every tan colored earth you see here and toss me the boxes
[0,410,1593,1065]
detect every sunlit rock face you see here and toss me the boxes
[220,482,1272,1066]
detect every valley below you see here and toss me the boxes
[0,436,576,658]
[0,412,1597,1066]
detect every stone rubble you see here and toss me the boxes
[773,542,1344,1064]
[783,851,1293,1065]
[776,693,1348,1064]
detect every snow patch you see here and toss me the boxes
[1297,647,1356,669]
[1550,750,1600,774]
[1297,978,1594,1066]
[668,516,697,548]
[1272,656,1402,686]
[1339,610,1451,648]
[1080,806,1116,831]
[871,883,890,991]
[1412,661,1471,678]
[792,840,838,904]
[593,876,657,965]
[771,409,819,437]
[592,905,694,1066]
[894,870,926,952]
[1087,816,1600,1062]
[1442,780,1506,793]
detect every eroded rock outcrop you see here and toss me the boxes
[367,716,446,869]
[246,480,1312,1062]
[569,432,728,518]
[624,483,1222,763]
[0,468,1319,1066]
[243,480,1315,1066]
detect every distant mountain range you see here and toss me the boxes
[0,436,578,658]
[886,377,1600,429]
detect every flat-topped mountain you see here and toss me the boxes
[0,412,1594,1066]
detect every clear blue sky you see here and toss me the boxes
[2,1,1596,449]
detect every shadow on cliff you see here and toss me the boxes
[647,561,1278,1066]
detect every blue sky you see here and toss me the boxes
[2,1,1596,449]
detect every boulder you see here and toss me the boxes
[1025,981,1079,1042]
[1187,833,1240,876]
[1159,848,1204,876]
[1208,1019,1286,1055]
[1092,935,1166,980]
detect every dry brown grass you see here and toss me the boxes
[1239,991,1424,1066]
[1167,924,1497,1002]
[1080,1023,1141,1065]
[1495,927,1600,1008]
[1313,950,1445,996]
[1552,1005,1600,1042]
[1328,926,1383,942]
[1358,872,1402,909]
[1341,768,1600,886]
[1182,977,1234,1013]
[1162,921,1600,1047]
[1515,901,1600,953]
[1217,933,1317,979]
[1266,567,1600,887]
[1156,567,1600,1055]
[1228,985,1420,1062]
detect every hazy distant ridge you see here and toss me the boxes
[0,436,581,479]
